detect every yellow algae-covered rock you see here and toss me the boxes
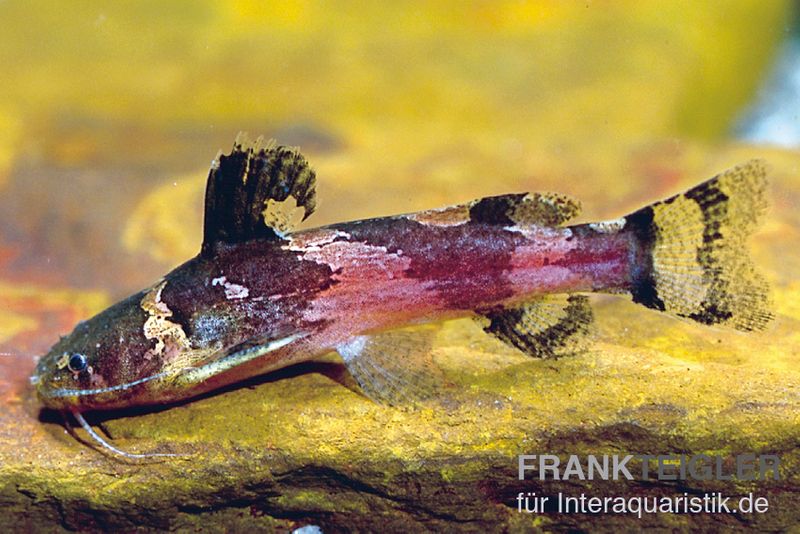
[1,145,798,532]
[0,1,798,532]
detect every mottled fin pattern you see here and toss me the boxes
[468,191,581,227]
[625,159,772,331]
[477,295,595,359]
[202,133,317,254]
[337,326,443,405]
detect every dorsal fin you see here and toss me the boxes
[408,192,582,229]
[468,192,581,227]
[201,134,317,255]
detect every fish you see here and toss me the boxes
[31,135,773,457]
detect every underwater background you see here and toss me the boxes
[0,1,799,531]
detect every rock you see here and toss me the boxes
[3,146,800,531]
[0,2,797,531]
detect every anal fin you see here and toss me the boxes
[336,325,444,406]
[477,295,594,359]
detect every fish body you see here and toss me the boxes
[31,137,772,454]
[35,207,629,410]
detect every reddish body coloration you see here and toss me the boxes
[202,218,631,392]
[35,215,631,409]
[30,137,771,457]
[293,221,628,334]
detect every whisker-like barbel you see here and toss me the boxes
[45,369,180,398]
[69,409,185,459]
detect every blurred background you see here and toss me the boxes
[0,0,798,357]
[3,7,800,530]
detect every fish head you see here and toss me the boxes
[32,291,174,411]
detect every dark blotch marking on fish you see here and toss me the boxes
[329,216,528,309]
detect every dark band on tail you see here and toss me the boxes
[623,160,772,331]
[624,206,665,311]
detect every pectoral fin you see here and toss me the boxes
[174,332,307,387]
[336,325,444,406]
[477,295,594,359]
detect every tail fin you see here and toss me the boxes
[624,160,772,331]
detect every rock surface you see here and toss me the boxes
[0,2,798,532]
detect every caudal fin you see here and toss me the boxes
[624,160,772,331]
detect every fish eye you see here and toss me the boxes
[68,353,88,373]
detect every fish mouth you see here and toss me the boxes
[30,373,70,410]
